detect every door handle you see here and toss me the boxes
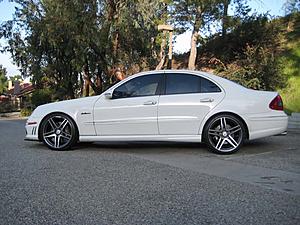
[200,98,214,103]
[143,101,157,105]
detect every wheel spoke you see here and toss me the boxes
[220,117,227,129]
[59,119,69,130]
[208,129,219,136]
[216,138,225,150]
[61,131,71,140]
[227,135,238,148]
[229,125,241,135]
[52,135,57,147]
[44,133,56,139]
[44,130,55,137]
[48,118,58,130]
[56,135,61,148]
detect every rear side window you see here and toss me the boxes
[201,77,221,93]
[166,74,201,95]
[165,73,221,95]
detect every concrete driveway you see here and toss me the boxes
[0,119,299,225]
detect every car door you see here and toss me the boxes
[158,72,225,135]
[93,74,163,136]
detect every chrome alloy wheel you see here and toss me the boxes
[42,115,73,150]
[207,116,244,153]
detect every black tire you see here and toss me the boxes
[39,113,78,150]
[203,114,246,154]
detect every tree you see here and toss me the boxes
[9,75,22,82]
[0,65,8,94]
[221,0,230,37]
[284,0,300,15]
[220,0,249,37]
[1,0,163,99]
[171,0,221,70]
[208,14,287,91]
[283,0,300,31]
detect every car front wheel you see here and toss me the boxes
[40,113,78,150]
[203,114,246,154]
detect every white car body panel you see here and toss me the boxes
[158,92,225,134]
[25,70,288,145]
[93,95,160,135]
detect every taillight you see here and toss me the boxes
[269,95,283,111]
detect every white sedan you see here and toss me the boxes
[25,70,288,154]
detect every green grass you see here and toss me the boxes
[277,14,300,113]
[279,76,300,114]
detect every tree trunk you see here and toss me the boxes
[188,13,202,70]
[95,65,103,94]
[222,0,230,37]
[68,80,75,99]
[112,30,119,60]
[79,73,84,97]
[83,65,90,97]
[156,30,167,70]
[83,64,104,96]
[188,31,199,70]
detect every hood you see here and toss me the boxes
[31,95,99,118]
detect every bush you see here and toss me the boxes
[216,45,286,91]
[31,89,53,107]
[280,76,300,113]
[0,101,19,113]
[20,108,33,117]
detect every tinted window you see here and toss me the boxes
[166,74,201,95]
[201,78,221,93]
[113,74,162,98]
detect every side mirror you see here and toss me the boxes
[104,92,113,99]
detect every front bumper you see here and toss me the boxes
[24,137,39,141]
[25,118,41,141]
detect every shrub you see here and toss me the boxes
[20,108,33,117]
[0,101,19,113]
[31,88,53,107]
[216,45,286,91]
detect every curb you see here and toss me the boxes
[0,112,28,120]
[0,112,20,117]
[288,114,300,133]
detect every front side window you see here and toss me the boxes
[113,74,162,99]
[166,74,201,95]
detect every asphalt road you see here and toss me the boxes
[0,119,299,225]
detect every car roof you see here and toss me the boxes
[135,69,225,83]
[133,69,247,92]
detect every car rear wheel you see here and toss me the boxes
[40,113,78,150]
[203,114,245,154]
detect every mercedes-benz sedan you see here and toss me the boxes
[25,70,288,154]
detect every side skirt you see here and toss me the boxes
[79,135,202,143]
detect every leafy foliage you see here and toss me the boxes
[1,0,163,99]
[279,12,300,112]
[217,45,285,90]
[0,65,8,94]
[20,107,32,117]
[31,88,53,107]
[198,14,287,91]
[284,0,300,15]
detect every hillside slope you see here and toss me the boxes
[279,14,300,113]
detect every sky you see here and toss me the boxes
[0,0,288,78]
